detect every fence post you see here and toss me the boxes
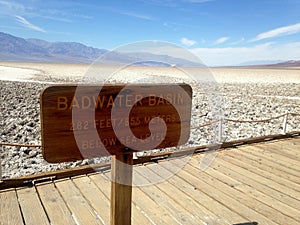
[282,113,288,134]
[218,118,223,143]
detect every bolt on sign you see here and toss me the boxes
[40,84,192,163]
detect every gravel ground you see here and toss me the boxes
[1,78,300,179]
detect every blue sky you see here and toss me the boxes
[1,0,300,66]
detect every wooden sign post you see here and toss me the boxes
[40,84,192,225]
[111,154,133,225]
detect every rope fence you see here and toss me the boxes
[223,113,285,123]
[0,111,300,182]
[0,142,41,148]
[0,112,299,148]
[191,112,300,128]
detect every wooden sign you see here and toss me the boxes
[40,84,192,162]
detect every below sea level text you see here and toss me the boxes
[81,132,165,150]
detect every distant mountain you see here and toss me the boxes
[132,61,172,67]
[264,60,300,67]
[0,32,107,63]
[0,32,49,57]
[238,60,285,66]
[27,39,107,60]
[125,52,199,67]
[0,32,199,66]
[237,59,300,68]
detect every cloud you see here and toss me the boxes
[229,38,245,45]
[252,23,300,42]
[15,15,46,32]
[140,0,213,7]
[214,37,229,45]
[190,42,300,66]
[37,15,72,23]
[184,0,213,3]
[120,11,155,21]
[0,1,85,24]
[0,0,25,15]
[181,37,197,46]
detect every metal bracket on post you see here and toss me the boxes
[133,152,138,160]
[282,113,288,134]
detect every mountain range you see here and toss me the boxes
[0,32,299,67]
[0,32,107,63]
[262,60,300,67]
[238,60,300,67]
[0,32,199,66]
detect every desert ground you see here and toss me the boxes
[1,61,300,178]
[1,61,300,83]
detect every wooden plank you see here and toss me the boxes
[0,190,24,225]
[162,159,278,225]
[131,132,300,166]
[17,187,50,225]
[36,182,76,225]
[184,158,299,225]
[187,158,298,225]
[138,164,247,224]
[111,170,152,225]
[220,150,300,192]
[261,141,300,160]
[135,166,201,225]
[234,147,300,179]
[55,179,102,225]
[1,135,299,191]
[292,136,300,144]
[40,84,192,162]
[145,162,248,224]
[88,173,153,225]
[225,148,300,184]
[91,172,178,224]
[245,146,300,172]
[0,161,111,190]
[214,150,300,212]
[196,152,300,205]
[72,176,110,225]
[252,142,300,167]
[270,137,300,148]
[192,155,300,223]
[281,144,300,153]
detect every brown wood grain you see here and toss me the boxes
[0,190,24,225]
[36,183,77,225]
[110,154,133,225]
[17,187,50,225]
[40,84,192,162]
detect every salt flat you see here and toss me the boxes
[0,62,299,178]
[210,67,300,83]
[1,61,300,83]
[0,65,39,82]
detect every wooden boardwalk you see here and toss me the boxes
[1,136,299,225]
